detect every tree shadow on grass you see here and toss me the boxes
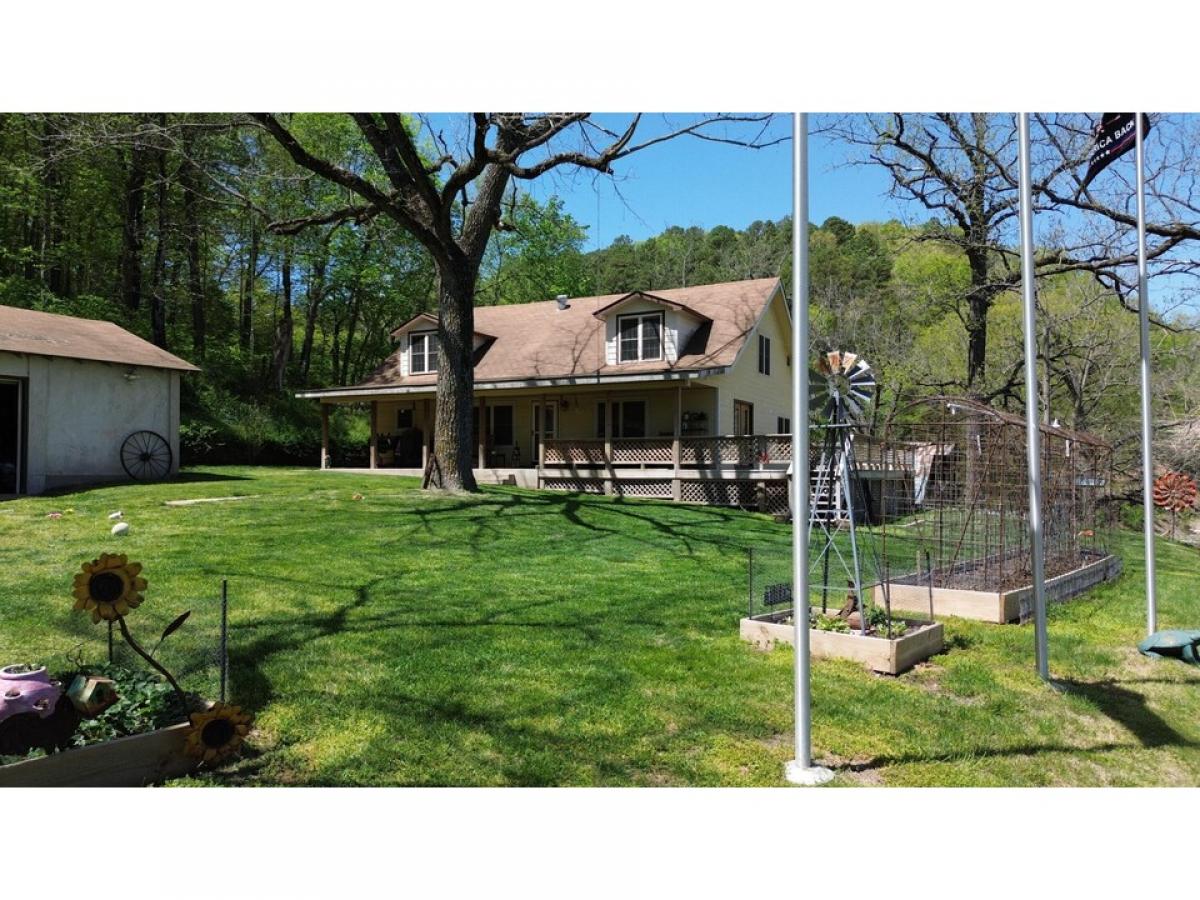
[851,677,1200,775]
[406,487,787,559]
[1053,678,1196,749]
[217,569,664,785]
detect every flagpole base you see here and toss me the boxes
[784,760,835,786]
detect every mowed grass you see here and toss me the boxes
[2,466,1199,786]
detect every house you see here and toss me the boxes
[298,277,795,509]
[0,305,198,496]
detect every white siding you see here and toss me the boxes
[0,350,179,494]
[696,288,793,435]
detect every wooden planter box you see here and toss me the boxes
[873,552,1123,624]
[0,718,199,787]
[740,615,944,675]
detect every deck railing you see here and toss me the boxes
[541,434,793,469]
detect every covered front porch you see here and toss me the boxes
[313,380,792,513]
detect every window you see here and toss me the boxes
[777,416,791,434]
[617,312,664,362]
[758,334,771,375]
[597,400,646,437]
[410,332,439,374]
[619,400,646,438]
[733,400,754,436]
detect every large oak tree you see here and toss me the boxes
[250,113,782,492]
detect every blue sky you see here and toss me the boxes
[413,114,1194,315]
[517,114,896,249]
[418,113,895,249]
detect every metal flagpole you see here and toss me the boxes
[1135,113,1157,637]
[1017,113,1049,681]
[786,112,833,786]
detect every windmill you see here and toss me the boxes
[807,351,879,632]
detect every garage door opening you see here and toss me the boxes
[0,379,22,495]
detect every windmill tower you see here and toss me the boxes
[807,351,878,630]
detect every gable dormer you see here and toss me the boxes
[390,313,495,377]
[592,291,711,366]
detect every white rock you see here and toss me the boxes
[108,511,123,520]
[111,522,130,536]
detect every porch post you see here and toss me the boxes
[369,401,378,469]
[603,393,614,495]
[672,383,682,502]
[478,394,487,470]
[536,397,545,486]
[320,403,330,470]
[427,400,436,472]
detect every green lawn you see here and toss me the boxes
[2,466,1199,786]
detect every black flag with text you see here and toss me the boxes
[1079,113,1151,194]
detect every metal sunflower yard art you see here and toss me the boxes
[72,553,146,623]
[184,703,253,764]
[1153,471,1198,540]
[70,553,189,706]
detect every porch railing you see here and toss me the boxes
[541,434,793,469]
[541,432,912,471]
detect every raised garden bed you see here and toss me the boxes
[874,551,1123,624]
[740,612,944,675]
[0,716,199,787]
[0,662,215,787]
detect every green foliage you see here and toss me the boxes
[478,195,590,304]
[863,604,907,637]
[812,613,851,633]
[70,663,187,748]
[1120,503,1144,531]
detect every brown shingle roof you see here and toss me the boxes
[324,277,781,394]
[0,305,199,372]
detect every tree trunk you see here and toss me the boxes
[179,129,205,358]
[272,239,294,392]
[240,212,258,353]
[299,232,332,384]
[148,127,170,349]
[340,287,361,386]
[430,263,479,492]
[118,143,148,312]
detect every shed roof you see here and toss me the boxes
[0,305,199,372]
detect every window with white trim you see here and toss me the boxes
[410,331,439,374]
[758,334,771,375]
[617,312,664,362]
[777,416,791,434]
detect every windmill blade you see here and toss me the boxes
[812,349,877,426]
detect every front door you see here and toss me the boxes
[0,380,22,495]
[530,400,558,463]
[733,400,754,436]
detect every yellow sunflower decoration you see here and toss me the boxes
[184,703,254,763]
[71,553,147,623]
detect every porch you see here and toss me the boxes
[316,381,785,512]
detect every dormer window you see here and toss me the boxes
[410,331,439,374]
[618,312,663,362]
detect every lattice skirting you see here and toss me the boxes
[540,476,790,511]
[541,477,605,494]
[678,480,789,513]
[612,479,673,499]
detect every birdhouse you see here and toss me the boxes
[67,674,119,717]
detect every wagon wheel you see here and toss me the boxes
[121,430,172,481]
